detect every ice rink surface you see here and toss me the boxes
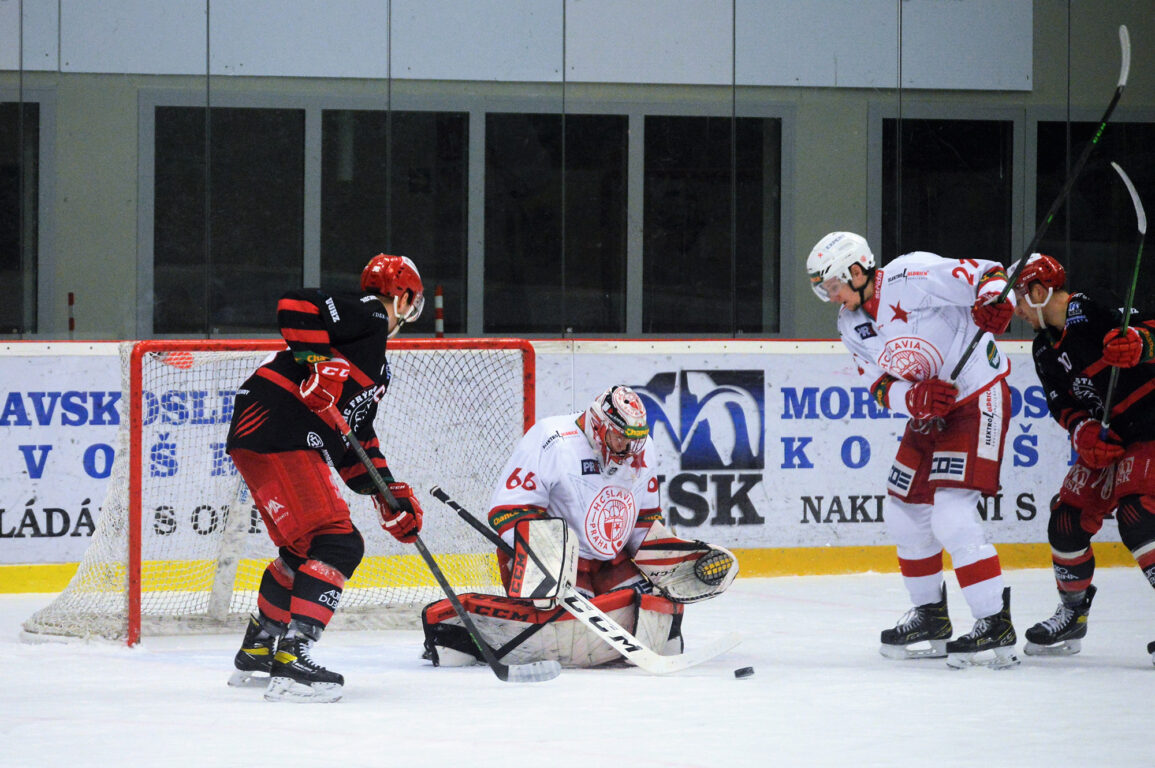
[4,567,1153,768]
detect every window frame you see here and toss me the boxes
[139,88,793,338]
[867,101,1027,268]
[0,86,56,337]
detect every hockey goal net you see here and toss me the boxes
[22,338,534,644]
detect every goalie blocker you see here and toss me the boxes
[422,518,736,668]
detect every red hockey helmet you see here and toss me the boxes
[361,254,425,331]
[582,385,649,467]
[1011,253,1065,296]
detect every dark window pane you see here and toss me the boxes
[0,102,39,334]
[643,116,779,334]
[1036,121,1155,311]
[154,107,304,334]
[321,110,468,334]
[485,113,628,334]
[882,119,1012,263]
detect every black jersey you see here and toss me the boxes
[1031,291,1155,445]
[226,288,394,494]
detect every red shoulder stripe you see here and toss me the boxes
[281,327,330,344]
[278,298,321,315]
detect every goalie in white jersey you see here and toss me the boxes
[808,231,1019,669]
[421,385,738,668]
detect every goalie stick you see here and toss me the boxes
[429,486,742,675]
[1100,160,1148,437]
[326,406,560,684]
[950,24,1131,382]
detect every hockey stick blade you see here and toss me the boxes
[327,410,560,683]
[949,24,1130,382]
[430,486,741,675]
[1100,161,1147,435]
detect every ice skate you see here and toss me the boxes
[879,584,952,660]
[228,614,281,687]
[946,587,1019,669]
[1147,640,1155,667]
[1023,585,1096,656]
[264,625,344,703]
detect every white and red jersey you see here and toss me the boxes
[487,413,663,562]
[836,251,1012,414]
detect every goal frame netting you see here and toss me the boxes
[23,338,534,645]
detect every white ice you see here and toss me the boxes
[4,568,1153,768]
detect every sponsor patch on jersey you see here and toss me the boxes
[887,461,916,497]
[854,322,877,340]
[928,452,967,482]
[581,459,600,475]
[325,297,340,323]
[1065,298,1087,326]
[307,432,324,449]
[886,267,928,282]
[985,339,1001,368]
[977,385,1003,460]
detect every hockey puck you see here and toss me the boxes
[733,666,754,679]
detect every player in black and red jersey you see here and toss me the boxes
[225,254,425,702]
[1012,253,1155,662]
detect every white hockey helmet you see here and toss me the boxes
[806,231,875,302]
[582,385,649,467]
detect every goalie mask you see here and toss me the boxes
[806,231,875,302]
[361,254,426,336]
[583,385,649,467]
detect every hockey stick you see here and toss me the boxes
[950,24,1131,382]
[429,486,742,675]
[325,406,560,683]
[1100,161,1148,436]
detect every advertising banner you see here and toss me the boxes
[0,343,123,564]
[1,339,1095,569]
[534,340,1086,550]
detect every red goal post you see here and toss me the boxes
[24,338,535,645]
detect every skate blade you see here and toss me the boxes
[264,676,343,703]
[946,645,1020,670]
[880,639,947,660]
[1023,639,1081,657]
[228,669,271,688]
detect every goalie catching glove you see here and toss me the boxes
[375,482,423,543]
[632,521,738,603]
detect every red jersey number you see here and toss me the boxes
[505,467,538,491]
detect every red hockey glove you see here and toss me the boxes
[972,293,1014,335]
[299,358,350,414]
[1071,419,1125,469]
[905,379,958,420]
[375,482,423,543]
[1102,326,1152,368]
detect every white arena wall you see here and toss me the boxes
[0,339,1130,592]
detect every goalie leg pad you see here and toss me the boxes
[421,589,677,668]
[633,521,738,603]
